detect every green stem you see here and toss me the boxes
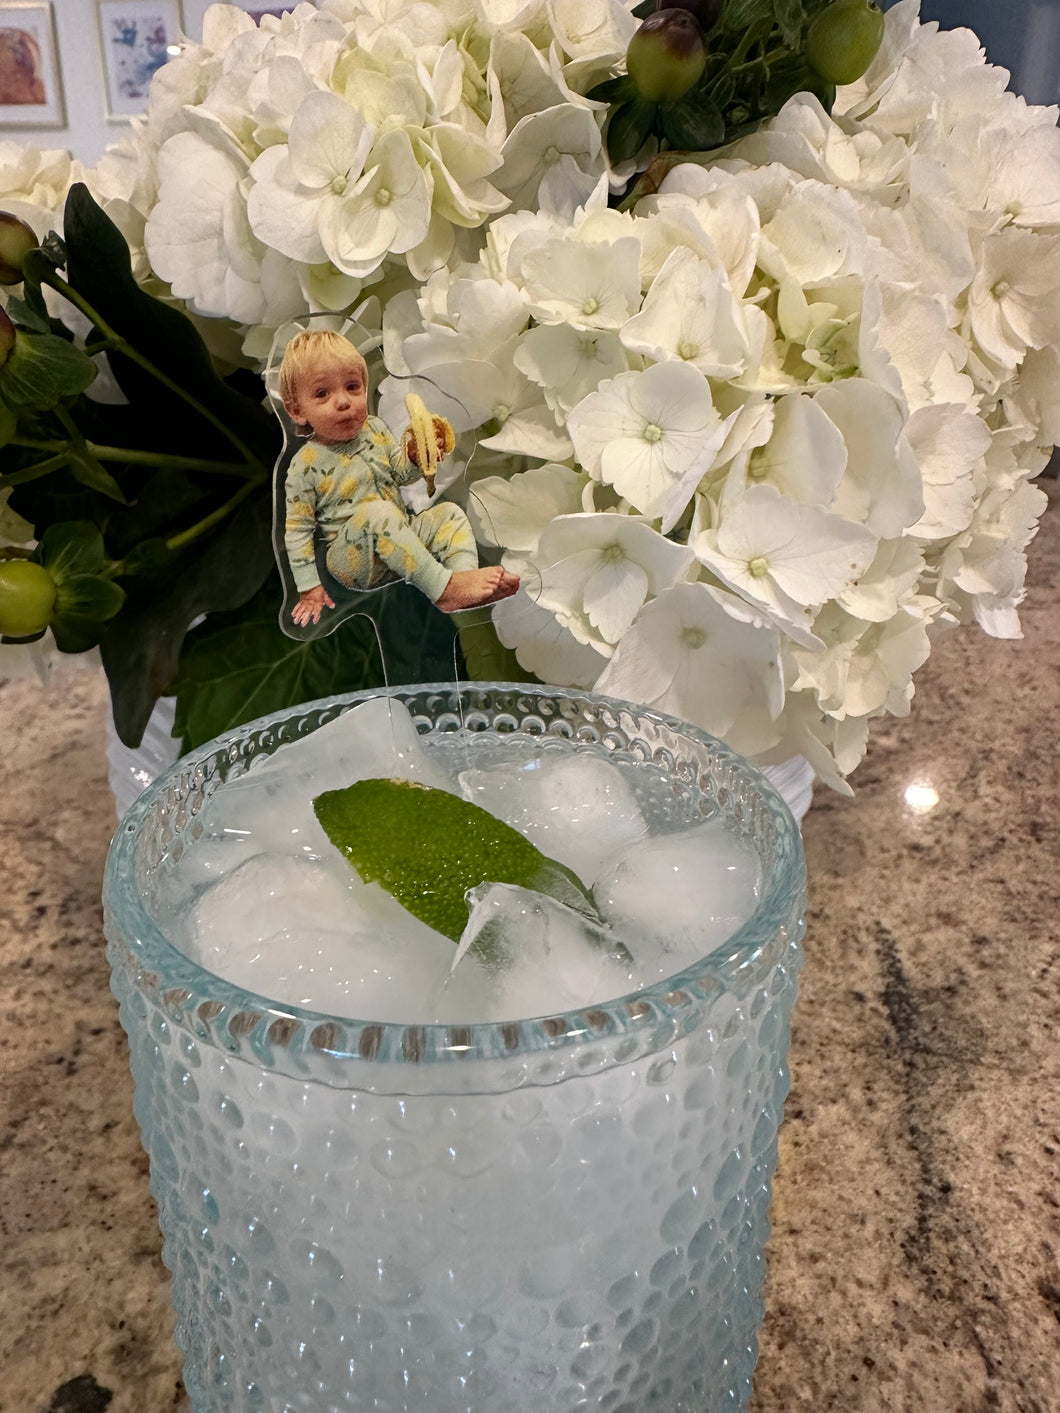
[728,22,773,70]
[730,44,789,75]
[54,403,94,455]
[39,268,261,468]
[12,437,260,478]
[163,478,258,557]
[0,451,68,488]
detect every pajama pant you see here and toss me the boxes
[325,498,477,603]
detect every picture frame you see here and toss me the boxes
[0,1,64,127]
[96,0,184,121]
[181,0,299,40]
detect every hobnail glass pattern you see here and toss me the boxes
[104,684,806,1413]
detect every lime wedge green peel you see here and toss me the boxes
[313,778,600,944]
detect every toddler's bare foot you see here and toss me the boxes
[435,566,520,613]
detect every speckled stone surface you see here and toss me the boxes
[1,481,1057,1413]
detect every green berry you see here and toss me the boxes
[0,211,38,285]
[626,9,708,104]
[806,0,885,87]
[0,559,57,637]
[656,0,722,37]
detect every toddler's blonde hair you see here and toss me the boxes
[278,330,369,414]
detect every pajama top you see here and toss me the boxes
[283,418,421,594]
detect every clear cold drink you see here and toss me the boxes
[104,685,805,1413]
[161,695,765,1025]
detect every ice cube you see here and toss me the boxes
[252,695,454,792]
[458,752,647,885]
[185,853,356,971]
[444,882,635,1020]
[198,696,454,858]
[593,821,761,980]
[169,836,251,888]
[183,851,462,1021]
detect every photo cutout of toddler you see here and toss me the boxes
[268,319,519,641]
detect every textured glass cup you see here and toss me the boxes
[104,683,806,1413]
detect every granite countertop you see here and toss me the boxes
[2,480,1057,1413]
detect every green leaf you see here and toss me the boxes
[371,581,462,686]
[171,574,383,751]
[0,397,15,448]
[105,467,209,557]
[773,0,805,47]
[100,487,275,747]
[53,572,125,622]
[659,93,726,149]
[49,562,126,653]
[120,537,173,577]
[4,296,50,334]
[606,97,657,165]
[171,574,461,752]
[313,778,598,946]
[62,184,279,470]
[18,248,59,325]
[0,329,97,410]
[584,74,636,104]
[708,68,736,109]
[631,0,655,15]
[721,0,777,31]
[67,450,127,504]
[49,616,104,654]
[764,54,826,110]
[38,520,106,581]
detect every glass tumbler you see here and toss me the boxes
[103,683,806,1413]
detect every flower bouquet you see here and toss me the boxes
[0,0,1055,797]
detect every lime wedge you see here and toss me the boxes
[313,777,600,944]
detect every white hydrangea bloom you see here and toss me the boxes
[618,247,752,380]
[468,461,585,551]
[78,0,633,338]
[568,362,733,528]
[791,597,936,720]
[692,482,878,645]
[965,229,1060,371]
[145,128,278,323]
[376,7,1058,786]
[520,233,641,330]
[0,487,33,547]
[722,392,847,507]
[513,323,630,415]
[8,1,1050,793]
[493,586,609,687]
[0,139,80,221]
[528,512,695,652]
[594,582,786,759]
[495,104,603,212]
[244,91,378,267]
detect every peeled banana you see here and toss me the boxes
[404,392,454,496]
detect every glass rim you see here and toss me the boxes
[103,682,806,1088]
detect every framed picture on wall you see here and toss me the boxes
[97,0,184,121]
[0,1,64,127]
[182,0,301,41]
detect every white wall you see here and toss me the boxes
[5,0,222,168]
